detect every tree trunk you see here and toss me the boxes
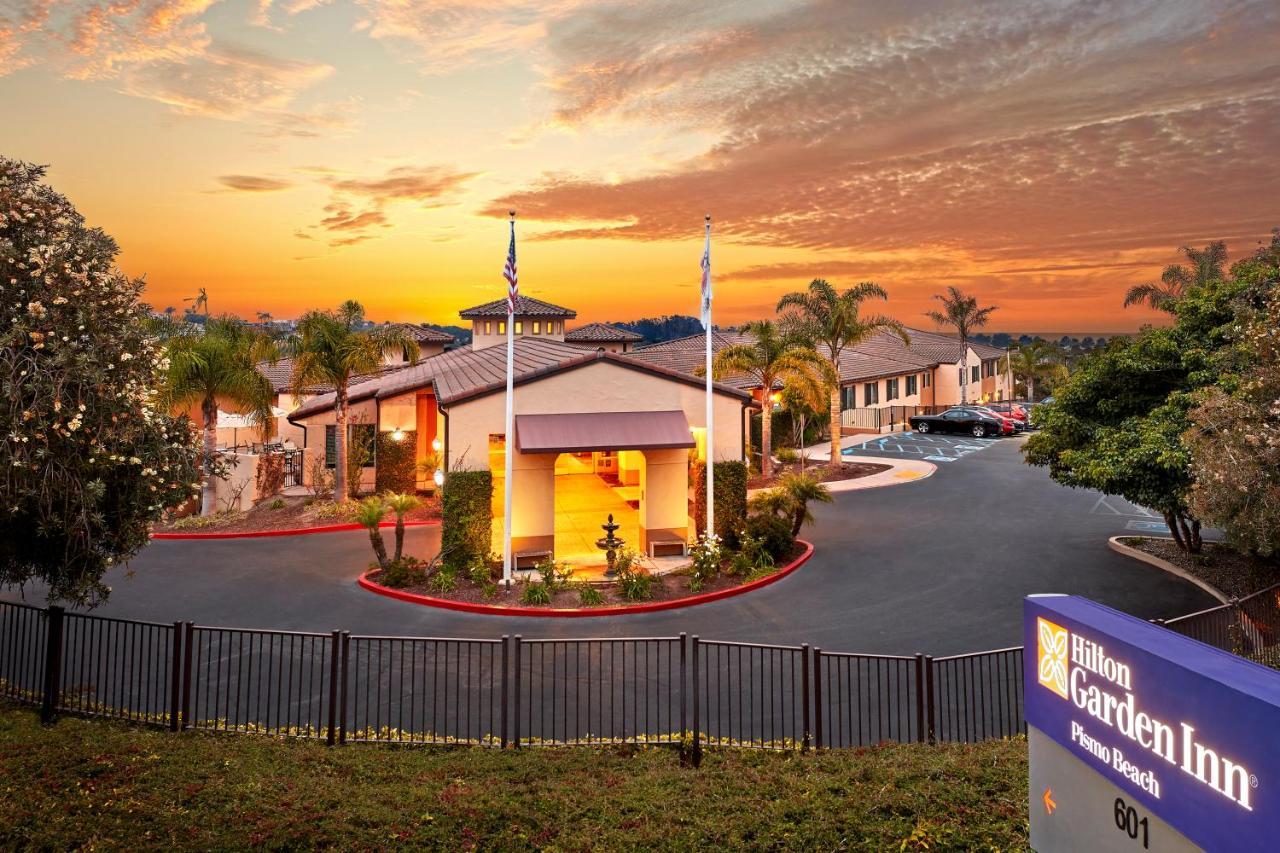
[760,397,773,478]
[1164,511,1188,551]
[799,414,807,473]
[334,391,348,503]
[394,515,406,563]
[200,396,218,517]
[791,506,805,537]
[368,528,389,570]
[959,337,968,405]
[829,384,843,468]
[1027,376,1035,404]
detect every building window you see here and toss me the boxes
[554,321,562,334]
[325,424,376,469]
[514,320,524,335]
[484,321,492,335]
[906,375,918,396]
[885,378,899,400]
[971,365,980,383]
[863,382,879,406]
[840,385,855,410]
[922,371,930,388]
[498,321,506,334]
[533,321,541,335]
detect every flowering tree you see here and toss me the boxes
[0,158,200,605]
[1185,232,1280,558]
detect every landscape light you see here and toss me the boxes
[433,469,445,488]
[391,428,405,442]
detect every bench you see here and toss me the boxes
[647,535,688,559]
[514,549,552,570]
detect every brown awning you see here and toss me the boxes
[515,410,696,454]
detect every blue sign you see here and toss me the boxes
[1025,595,1280,852]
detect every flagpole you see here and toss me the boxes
[703,214,714,539]
[503,211,516,587]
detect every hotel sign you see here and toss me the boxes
[1025,595,1280,852]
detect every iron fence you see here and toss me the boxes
[841,405,951,433]
[1160,582,1280,665]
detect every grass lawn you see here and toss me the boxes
[0,703,1029,850]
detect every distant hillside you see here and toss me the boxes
[608,315,705,345]
[424,323,471,347]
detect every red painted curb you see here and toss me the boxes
[152,519,440,540]
[358,540,814,617]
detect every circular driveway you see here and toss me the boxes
[2,438,1215,655]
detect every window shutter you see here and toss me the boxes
[325,425,336,468]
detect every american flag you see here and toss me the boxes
[699,219,712,329]
[503,219,518,315]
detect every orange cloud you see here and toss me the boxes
[216,174,295,192]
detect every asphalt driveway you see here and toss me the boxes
[1,438,1214,656]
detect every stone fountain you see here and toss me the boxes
[596,513,626,576]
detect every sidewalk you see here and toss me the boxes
[751,440,936,496]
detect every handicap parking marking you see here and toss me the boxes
[1126,519,1171,532]
[845,430,1005,462]
[1092,495,1160,518]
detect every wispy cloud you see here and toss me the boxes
[216,174,295,192]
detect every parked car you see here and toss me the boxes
[967,405,1026,432]
[909,407,1011,438]
[982,401,1029,424]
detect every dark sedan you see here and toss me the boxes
[909,407,1010,438]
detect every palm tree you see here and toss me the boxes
[383,492,422,563]
[162,316,279,516]
[354,496,390,570]
[779,367,834,472]
[287,301,420,502]
[708,321,831,478]
[747,472,834,536]
[1123,241,1228,312]
[925,286,997,405]
[777,280,908,466]
[1009,341,1068,403]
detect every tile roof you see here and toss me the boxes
[391,323,455,344]
[563,322,644,343]
[256,357,401,395]
[288,337,750,420]
[458,295,577,318]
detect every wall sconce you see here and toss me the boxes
[391,428,405,442]
[433,469,445,488]
[431,437,442,452]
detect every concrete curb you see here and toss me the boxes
[152,519,441,540]
[747,456,936,499]
[1107,536,1230,604]
[358,540,814,617]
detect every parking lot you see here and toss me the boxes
[842,430,1007,463]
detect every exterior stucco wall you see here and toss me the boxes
[293,397,377,493]
[639,448,689,550]
[470,317,567,351]
[441,360,745,471]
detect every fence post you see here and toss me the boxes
[924,655,936,744]
[813,647,822,750]
[169,621,183,732]
[691,635,700,763]
[801,643,810,752]
[679,633,687,742]
[326,630,340,746]
[512,635,521,749]
[180,623,193,731]
[501,635,510,749]
[338,631,349,745]
[39,605,65,724]
[916,653,926,742]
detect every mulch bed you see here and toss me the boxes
[154,494,442,535]
[380,542,808,610]
[1120,537,1280,599]
[748,461,890,490]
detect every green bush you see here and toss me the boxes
[427,569,458,593]
[520,579,552,606]
[375,430,418,494]
[575,582,604,606]
[744,512,795,563]
[379,557,426,589]
[692,460,749,548]
[614,551,654,601]
[441,470,492,571]
[774,447,800,465]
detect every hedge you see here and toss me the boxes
[441,469,493,571]
[375,430,417,494]
[692,459,749,548]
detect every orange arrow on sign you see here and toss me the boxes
[1043,788,1057,815]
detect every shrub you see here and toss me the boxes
[692,460,749,548]
[615,551,654,601]
[744,512,795,563]
[427,569,458,594]
[774,446,800,465]
[375,430,417,494]
[536,556,573,590]
[728,532,775,577]
[575,582,604,607]
[519,579,552,606]
[0,159,201,605]
[268,498,285,510]
[688,533,724,591]
[379,557,426,589]
[441,469,493,571]
[307,456,334,499]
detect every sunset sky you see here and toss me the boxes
[3,0,1278,332]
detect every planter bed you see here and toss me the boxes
[361,541,813,616]
[1117,537,1280,599]
[747,461,889,490]
[154,495,442,537]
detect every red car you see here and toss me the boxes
[982,401,1029,425]
[959,406,1018,434]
